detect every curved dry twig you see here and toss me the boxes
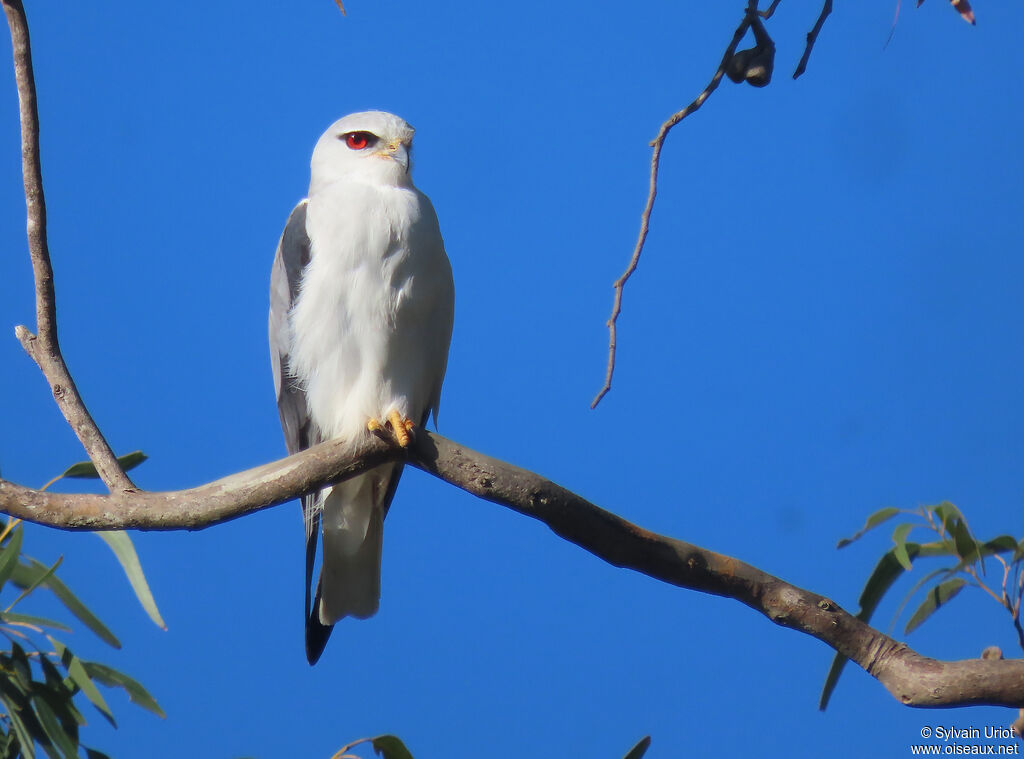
[794,0,833,79]
[592,1,758,409]
[2,0,133,493]
[2,429,1024,709]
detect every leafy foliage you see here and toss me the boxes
[329,734,651,759]
[820,502,1022,709]
[0,457,163,757]
[0,521,163,758]
[330,734,414,759]
[622,735,652,759]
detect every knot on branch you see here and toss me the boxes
[726,43,775,87]
[727,12,775,87]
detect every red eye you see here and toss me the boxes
[345,132,371,150]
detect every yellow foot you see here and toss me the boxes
[387,410,413,447]
[367,412,414,447]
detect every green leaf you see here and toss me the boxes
[0,525,25,591]
[81,661,165,718]
[11,558,120,649]
[622,735,652,759]
[0,686,36,759]
[931,503,979,560]
[38,658,85,729]
[818,654,850,711]
[31,695,79,759]
[836,507,901,548]
[892,564,957,629]
[947,518,979,563]
[985,535,1018,554]
[5,556,63,614]
[9,643,33,692]
[93,531,166,629]
[50,638,116,727]
[83,748,113,759]
[60,451,148,480]
[855,542,947,622]
[905,578,968,634]
[33,680,83,741]
[371,734,414,759]
[891,524,914,571]
[0,611,73,633]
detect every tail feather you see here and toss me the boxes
[304,463,403,665]
[319,499,384,622]
[304,499,332,665]
[306,581,333,665]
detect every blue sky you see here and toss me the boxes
[1,1,1022,757]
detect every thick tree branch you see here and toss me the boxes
[3,430,1024,709]
[2,0,133,493]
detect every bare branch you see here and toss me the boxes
[2,0,133,493]
[4,430,1024,708]
[592,1,758,409]
[793,0,833,79]
[0,434,402,531]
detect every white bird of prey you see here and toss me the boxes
[269,111,455,665]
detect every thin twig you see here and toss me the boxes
[760,0,783,19]
[793,0,833,79]
[2,0,133,492]
[965,565,1003,606]
[592,1,758,408]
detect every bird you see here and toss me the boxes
[269,111,455,665]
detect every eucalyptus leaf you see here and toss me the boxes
[60,451,148,480]
[12,558,120,649]
[0,611,73,633]
[51,638,116,727]
[33,673,83,738]
[819,654,849,711]
[836,507,901,548]
[93,531,166,629]
[371,734,414,759]
[0,525,25,590]
[985,535,1018,554]
[0,687,36,759]
[81,661,165,718]
[5,555,63,613]
[943,514,979,564]
[905,578,968,634]
[31,695,79,759]
[622,735,652,759]
[891,524,914,571]
[892,565,957,629]
[10,642,33,692]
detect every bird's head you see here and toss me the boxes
[309,111,416,193]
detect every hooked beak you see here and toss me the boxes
[383,140,410,173]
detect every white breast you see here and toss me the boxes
[288,178,453,446]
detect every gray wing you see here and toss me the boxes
[269,199,332,661]
[270,199,314,458]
